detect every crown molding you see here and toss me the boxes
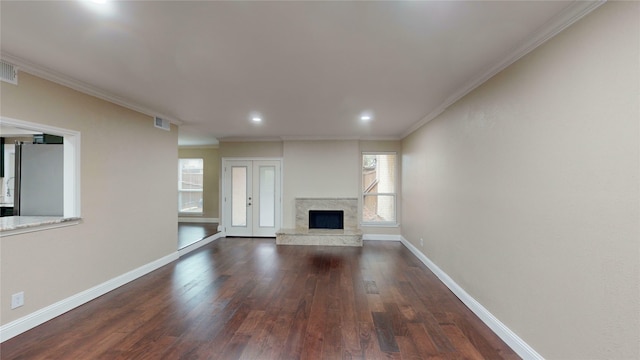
[358,136,402,141]
[401,0,606,139]
[279,135,401,142]
[280,135,360,141]
[217,135,402,143]
[178,144,220,149]
[219,136,284,143]
[0,52,183,126]
[217,134,403,143]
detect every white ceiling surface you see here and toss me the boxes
[1,1,596,146]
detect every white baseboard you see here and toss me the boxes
[0,252,179,343]
[362,234,401,241]
[178,217,219,223]
[178,232,225,257]
[399,236,543,360]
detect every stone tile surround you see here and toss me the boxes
[295,197,359,230]
[277,197,363,247]
[276,228,363,246]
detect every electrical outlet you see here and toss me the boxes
[11,292,24,309]
[420,238,424,247]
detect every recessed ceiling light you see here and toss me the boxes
[250,112,263,123]
[80,0,114,15]
[360,112,373,121]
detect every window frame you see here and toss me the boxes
[178,158,204,214]
[360,151,398,227]
[1,116,81,218]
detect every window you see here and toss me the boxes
[178,158,203,213]
[362,153,396,224]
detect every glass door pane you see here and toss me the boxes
[224,159,280,237]
[231,166,247,226]
[259,165,275,227]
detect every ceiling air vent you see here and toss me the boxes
[154,116,170,131]
[0,60,18,85]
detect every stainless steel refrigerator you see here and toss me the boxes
[14,143,64,216]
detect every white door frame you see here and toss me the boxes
[221,158,283,237]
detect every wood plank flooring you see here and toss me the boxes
[0,239,520,359]
[178,222,220,249]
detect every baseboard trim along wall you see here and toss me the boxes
[0,252,179,342]
[399,236,544,360]
[178,217,219,223]
[362,234,402,241]
[0,232,541,358]
[178,232,225,257]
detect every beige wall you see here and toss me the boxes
[282,140,359,228]
[219,141,283,158]
[0,72,178,324]
[401,2,639,359]
[359,140,401,153]
[179,147,220,219]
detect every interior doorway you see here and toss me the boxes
[222,159,282,237]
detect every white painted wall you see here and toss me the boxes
[401,2,639,358]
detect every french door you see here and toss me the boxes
[223,159,281,237]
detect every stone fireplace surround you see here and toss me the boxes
[276,197,363,246]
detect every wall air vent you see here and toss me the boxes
[154,116,170,131]
[0,60,18,85]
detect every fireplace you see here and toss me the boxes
[309,210,344,230]
[276,197,362,246]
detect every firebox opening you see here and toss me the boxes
[309,210,344,230]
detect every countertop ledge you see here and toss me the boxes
[0,216,82,232]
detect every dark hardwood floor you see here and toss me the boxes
[0,239,520,359]
[178,222,220,249]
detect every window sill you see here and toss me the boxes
[0,216,82,237]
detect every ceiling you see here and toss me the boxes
[0,1,601,146]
